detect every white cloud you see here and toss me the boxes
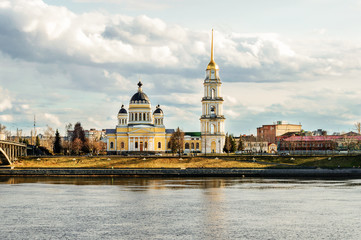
[0,88,12,112]
[87,117,102,129]
[0,114,13,122]
[43,113,62,127]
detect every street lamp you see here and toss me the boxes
[219,139,221,154]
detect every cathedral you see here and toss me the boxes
[106,81,173,154]
[106,30,225,154]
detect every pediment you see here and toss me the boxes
[129,127,154,134]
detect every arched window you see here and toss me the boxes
[168,142,171,149]
[185,143,189,149]
[143,113,146,121]
[196,143,199,149]
[110,142,114,149]
[211,88,216,99]
[210,106,216,117]
[121,142,124,149]
[158,142,161,149]
[210,124,215,134]
[145,142,148,149]
[135,142,138,148]
[191,143,194,149]
[135,113,138,121]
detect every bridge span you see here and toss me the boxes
[0,141,27,165]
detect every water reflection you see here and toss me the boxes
[202,184,226,238]
[0,176,234,189]
[2,176,360,190]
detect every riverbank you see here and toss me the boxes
[1,168,361,178]
[11,156,269,169]
[9,154,361,169]
[2,155,361,178]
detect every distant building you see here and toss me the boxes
[279,133,361,152]
[312,129,327,136]
[85,129,105,141]
[67,128,105,141]
[268,143,277,153]
[257,121,302,144]
[184,132,202,153]
[237,135,270,153]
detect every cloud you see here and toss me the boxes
[0,0,341,84]
[73,0,170,11]
[0,88,12,112]
[0,114,13,122]
[43,113,62,127]
[0,0,361,136]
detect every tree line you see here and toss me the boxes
[53,122,105,155]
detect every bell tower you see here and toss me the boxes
[200,29,226,154]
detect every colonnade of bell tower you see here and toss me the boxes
[200,30,226,154]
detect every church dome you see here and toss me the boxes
[118,105,127,114]
[130,81,150,103]
[206,60,219,70]
[153,105,163,114]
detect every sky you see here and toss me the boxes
[1,0,361,136]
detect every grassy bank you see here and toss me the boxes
[14,156,268,169]
[245,155,361,168]
[12,154,361,169]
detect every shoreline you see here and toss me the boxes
[2,168,361,178]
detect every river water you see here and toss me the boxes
[1,177,360,240]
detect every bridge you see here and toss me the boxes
[0,140,27,165]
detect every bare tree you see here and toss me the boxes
[62,140,71,155]
[342,135,356,155]
[65,123,73,140]
[257,135,266,155]
[169,127,184,157]
[0,124,7,140]
[43,126,55,152]
[72,138,83,155]
[355,122,361,134]
[237,135,244,151]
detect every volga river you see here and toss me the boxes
[1,177,360,240]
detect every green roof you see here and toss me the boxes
[184,132,201,137]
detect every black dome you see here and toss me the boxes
[153,105,163,114]
[130,81,150,103]
[130,92,150,103]
[118,105,127,114]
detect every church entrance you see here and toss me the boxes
[140,142,143,151]
[211,141,216,153]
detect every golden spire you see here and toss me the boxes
[207,29,219,70]
[211,29,214,62]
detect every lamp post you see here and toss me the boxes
[219,139,221,154]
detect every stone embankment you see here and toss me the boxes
[1,168,361,178]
